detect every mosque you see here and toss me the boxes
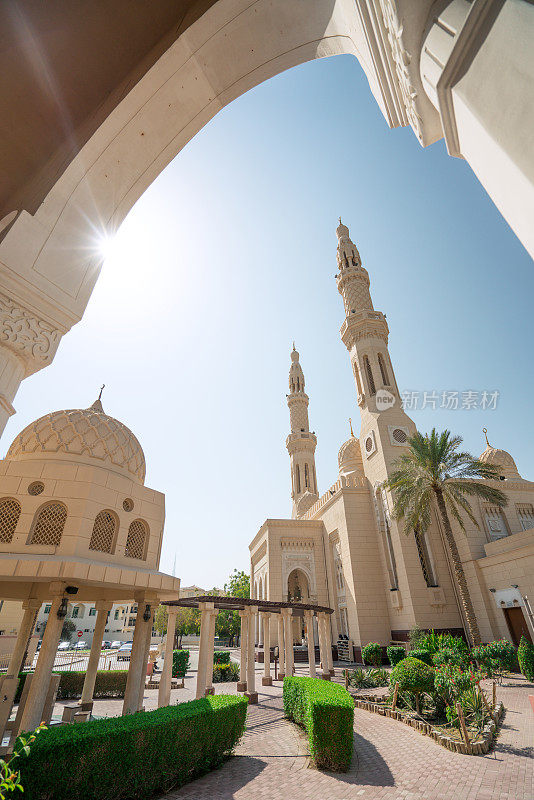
[249,222,534,659]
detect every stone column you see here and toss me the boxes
[282,609,294,678]
[237,610,248,692]
[122,600,152,715]
[325,614,334,676]
[262,613,272,686]
[0,347,24,437]
[204,609,217,696]
[158,609,178,708]
[195,602,214,700]
[245,606,258,703]
[317,612,330,679]
[0,599,40,740]
[304,610,316,678]
[137,604,155,711]
[19,593,64,732]
[277,613,285,680]
[81,601,112,707]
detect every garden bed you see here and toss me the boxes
[351,693,505,755]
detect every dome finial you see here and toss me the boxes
[349,417,354,438]
[89,384,105,412]
[483,427,490,448]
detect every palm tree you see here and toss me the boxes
[386,428,508,645]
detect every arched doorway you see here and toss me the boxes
[287,568,310,644]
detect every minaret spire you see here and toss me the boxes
[286,346,318,518]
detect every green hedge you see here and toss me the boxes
[172,649,190,678]
[409,649,433,666]
[518,636,534,681]
[361,642,382,667]
[15,671,128,703]
[18,695,248,800]
[386,645,406,666]
[213,651,231,665]
[389,657,435,695]
[283,676,353,771]
[213,663,239,683]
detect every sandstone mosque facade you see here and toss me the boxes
[249,222,534,659]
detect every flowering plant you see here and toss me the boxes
[433,663,484,706]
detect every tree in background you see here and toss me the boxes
[215,570,250,646]
[154,604,200,648]
[37,618,76,642]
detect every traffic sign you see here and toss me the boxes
[77,630,83,637]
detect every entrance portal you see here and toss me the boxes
[503,607,532,645]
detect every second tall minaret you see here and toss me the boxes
[286,345,319,518]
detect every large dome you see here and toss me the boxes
[338,435,363,477]
[6,398,146,482]
[479,445,521,479]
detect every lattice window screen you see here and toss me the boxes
[30,503,67,546]
[89,510,117,553]
[0,499,21,543]
[125,519,147,560]
[415,530,436,587]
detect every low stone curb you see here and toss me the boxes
[352,695,505,755]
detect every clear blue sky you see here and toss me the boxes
[3,55,532,588]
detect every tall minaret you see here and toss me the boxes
[335,219,416,486]
[286,345,319,518]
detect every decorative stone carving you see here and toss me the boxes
[0,293,61,375]
[378,0,424,143]
[281,550,317,598]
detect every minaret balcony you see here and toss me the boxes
[340,311,389,349]
[285,431,317,451]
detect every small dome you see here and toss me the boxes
[479,445,521,479]
[296,490,317,517]
[7,399,146,482]
[336,219,350,240]
[338,436,363,477]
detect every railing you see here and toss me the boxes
[0,648,131,674]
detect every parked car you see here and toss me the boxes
[57,641,71,651]
[73,641,87,650]
[101,640,112,649]
[36,640,42,651]
[117,642,133,661]
[110,640,123,649]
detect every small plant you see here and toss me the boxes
[432,647,466,668]
[433,663,484,707]
[409,649,433,666]
[349,667,389,689]
[386,645,406,666]
[486,639,517,681]
[362,642,382,667]
[408,625,425,651]
[389,656,435,714]
[1,724,45,800]
[518,636,534,682]
[172,649,190,678]
[213,662,239,682]
[213,651,231,665]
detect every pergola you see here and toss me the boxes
[160,596,334,704]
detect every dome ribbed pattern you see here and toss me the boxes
[338,437,363,474]
[479,445,520,478]
[7,406,145,482]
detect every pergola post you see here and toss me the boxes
[81,601,112,709]
[304,610,316,678]
[317,612,330,680]
[122,599,153,715]
[277,613,285,679]
[137,603,155,711]
[325,615,334,676]
[204,608,217,696]
[158,609,178,708]
[19,593,64,733]
[261,612,272,686]
[196,602,214,699]
[245,605,258,703]
[237,610,248,692]
[0,598,40,740]
[282,608,294,678]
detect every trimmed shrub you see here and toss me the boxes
[172,649,190,678]
[213,651,231,665]
[362,642,382,667]
[18,695,248,800]
[283,676,353,771]
[213,663,239,683]
[386,645,406,666]
[486,639,518,673]
[409,649,433,667]
[432,648,465,668]
[518,635,534,681]
[389,657,435,712]
[16,671,128,703]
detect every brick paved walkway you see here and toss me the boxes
[158,673,533,800]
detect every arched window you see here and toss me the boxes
[304,463,309,488]
[125,519,148,560]
[363,356,376,396]
[29,502,67,546]
[296,465,301,494]
[0,498,21,543]
[378,353,390,386]
[313,465,317,494]
[353,361,363,396]
[414,528,437,587]
[89,510,118,554]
